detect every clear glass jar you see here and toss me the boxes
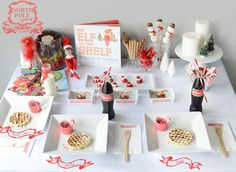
[35,30,65,71]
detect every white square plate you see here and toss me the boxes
[85,73,155,90]
[144,112,211,153]
[43,114,108,155]
[0,96,54,130]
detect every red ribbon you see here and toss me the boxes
[0,125,43,139]
[47,156,94,170]
[160,156,202,170]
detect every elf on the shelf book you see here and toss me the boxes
[74,20,121,68]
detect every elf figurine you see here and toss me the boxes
[63,36,80,80]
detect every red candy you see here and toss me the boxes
[61,121,70,128]
[156,119,167,125]
[122,78,128,83]
[138,47,156,68]
[136,75,143,84]
[126,81,133,87]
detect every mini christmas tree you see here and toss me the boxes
[207,33,215,52]
[200,41,209,56]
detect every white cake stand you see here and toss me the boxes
[175,43,223,65]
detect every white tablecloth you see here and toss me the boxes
[1,59,236,172]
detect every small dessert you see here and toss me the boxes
[121,75,128,83]
[136,75,143,84]
[66,132,92,150]
[168,128,193,146]
[156,90,167,98]
[60,119,74,135]
[119,92,129,99]
[112,81,118,88]
[76,94,86,99]
[150,90,168,98]
[155,117,170,131]
[126,81,133,87]
[9,112,31,127]
[72,91,89,99]
[28,100,41,113]
[93,76,100,83]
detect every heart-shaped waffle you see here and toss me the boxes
[9,112,31,127]
[66,132,91,150]
[168,128,193,146]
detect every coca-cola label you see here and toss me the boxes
[192,88,204,97]
[101,93,113,102]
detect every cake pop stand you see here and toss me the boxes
[175,43,223,66]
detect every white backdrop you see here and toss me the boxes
[0,0,236,95]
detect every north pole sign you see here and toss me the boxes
[2,0,43,34]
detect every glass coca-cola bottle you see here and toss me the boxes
[101,76,115,120]
[189,77,204,112]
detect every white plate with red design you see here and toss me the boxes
[85,73,156,90]
[0,96,54,131]
[43,114,108,155]
[144,112,211,153]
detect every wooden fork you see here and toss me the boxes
[215,126,228,157]
[124,129,131,162]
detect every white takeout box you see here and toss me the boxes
[114,89,138,104]
[148,88,175,104]
[68,90,94,104]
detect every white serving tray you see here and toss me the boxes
[43,114,108,155]
[68,90,94,104]
[148,88,175,103]
[0,96,54,130]
[175,43,223,64]
[144,112,211,153]
[114,89,138,104]
[85,73,155,90]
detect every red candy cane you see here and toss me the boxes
[187,58,219,102]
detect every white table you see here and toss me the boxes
[1,59,236,172]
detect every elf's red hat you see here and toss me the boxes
[63,36,72,50]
